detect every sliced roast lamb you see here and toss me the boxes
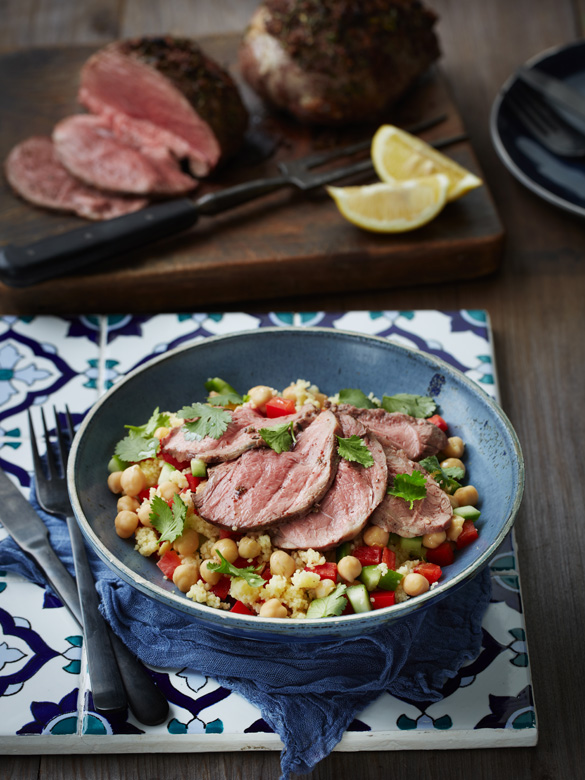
[239,0,440,125]
[53,115,197,196]
[79,36,249,178]
[337,405,447,460]
[161,403,316,465]
[4,136,148,220]
[272,414,387,550]
[193,410,341,531]
[370,446,452,538]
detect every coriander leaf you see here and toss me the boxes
[115,431,159,463]
[387,471,428,509]
[178,403,232,441]
[419,455,463,492]
[207,551,265,588]
[259,421,296,454]
[306,583,348,619]
[337,435,374,467]
[381,393,437,418]
[207,391,244,407]
[125,407,171,436]
[338,388,376,409]
[150,494,187,544]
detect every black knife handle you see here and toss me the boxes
[0,198,198,288]
[66,515,128,716]
[108,632,169,726]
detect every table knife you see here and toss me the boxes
[517,66,585,121]
[0,467,82,626]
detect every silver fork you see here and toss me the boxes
[507,81,585,157]
[29,406,168,725]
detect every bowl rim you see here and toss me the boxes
[68,325,525,631]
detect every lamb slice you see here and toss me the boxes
[339,406,447,461]
[370,446,452,538]
[4,136,148,220]
[161,404,316,465]
[193,410,341,531]
[53,115,197,196]
[272,414,387,550]
[79,36,248,177]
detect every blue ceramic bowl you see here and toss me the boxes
[68,327,524,642]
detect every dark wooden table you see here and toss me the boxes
[2,1,584,778]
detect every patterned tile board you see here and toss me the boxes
[0,311,537,753]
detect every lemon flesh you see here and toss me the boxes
[371,125,482,201]
[327,175,449,233]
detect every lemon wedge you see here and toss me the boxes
[327,175,449,233]
[371,125,482,201]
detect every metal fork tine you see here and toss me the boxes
[40,407,58,480]
[27,409,44,483]
[53,407,69,474]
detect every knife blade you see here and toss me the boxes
[517,66,585,122]
[0,467,82,626]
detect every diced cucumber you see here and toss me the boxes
[388,533,401,547]
[378,569,403,591]
[335,542,352,562]
[360,565,382,592]
[399,536,425,559]
[158,461,177,483]
[108,454,129,473]
[190,458,207,478]
[453,505,481,521]
[346,583,372,613]
[205,377,239,395]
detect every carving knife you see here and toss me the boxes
[0,466,82,626]
[517,66,585,121]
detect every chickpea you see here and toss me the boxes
[117,495,140,512]
[313,392,328,408]
[337,555,362,583]
[213,538,239,564]
[115,510,139,539]
[172,563,200,593]
[158,480,180,501]
[453,485,479,507]
[200,559,222,585]
[446,516,464,542]
[282,384,300,402]
[259,598,288,618]
[154,426,170,440]
[238,536,261,559]
[440,457,466,477]
[402,572,430,597]
[449,494,459,509]
[247,385,276,413]
[442,436,465,459]
[158,540,171,557]
[120,464,146,497]
[270,550,296,579]
[107,471,123,494]
[363,526,390,547]
[173,528,200,556]
[422,531,447,549]
[137,498,153,527]
[314,578,336,599]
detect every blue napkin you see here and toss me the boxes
[0,483,491,778]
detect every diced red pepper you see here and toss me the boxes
[341,597,354,615]
[456,520,479,549]
[219,528,243,540]
[307,562,338,581]
[370,591,396,609]
[428,414,448,433]
[137,488,151,503]
[232,556,258,570]
[260,565,272,581]
[211,575,231,600]
[159,450,189,470]
[265,397,297,418]
[414,562,443,584]
[426,541,455,567]
[230,600,255,616]
[157,550,182,579]
[381,547,396,570]
[352,545,382,566]
[185,473,201,492]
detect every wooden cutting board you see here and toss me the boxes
[0,36,504,314]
